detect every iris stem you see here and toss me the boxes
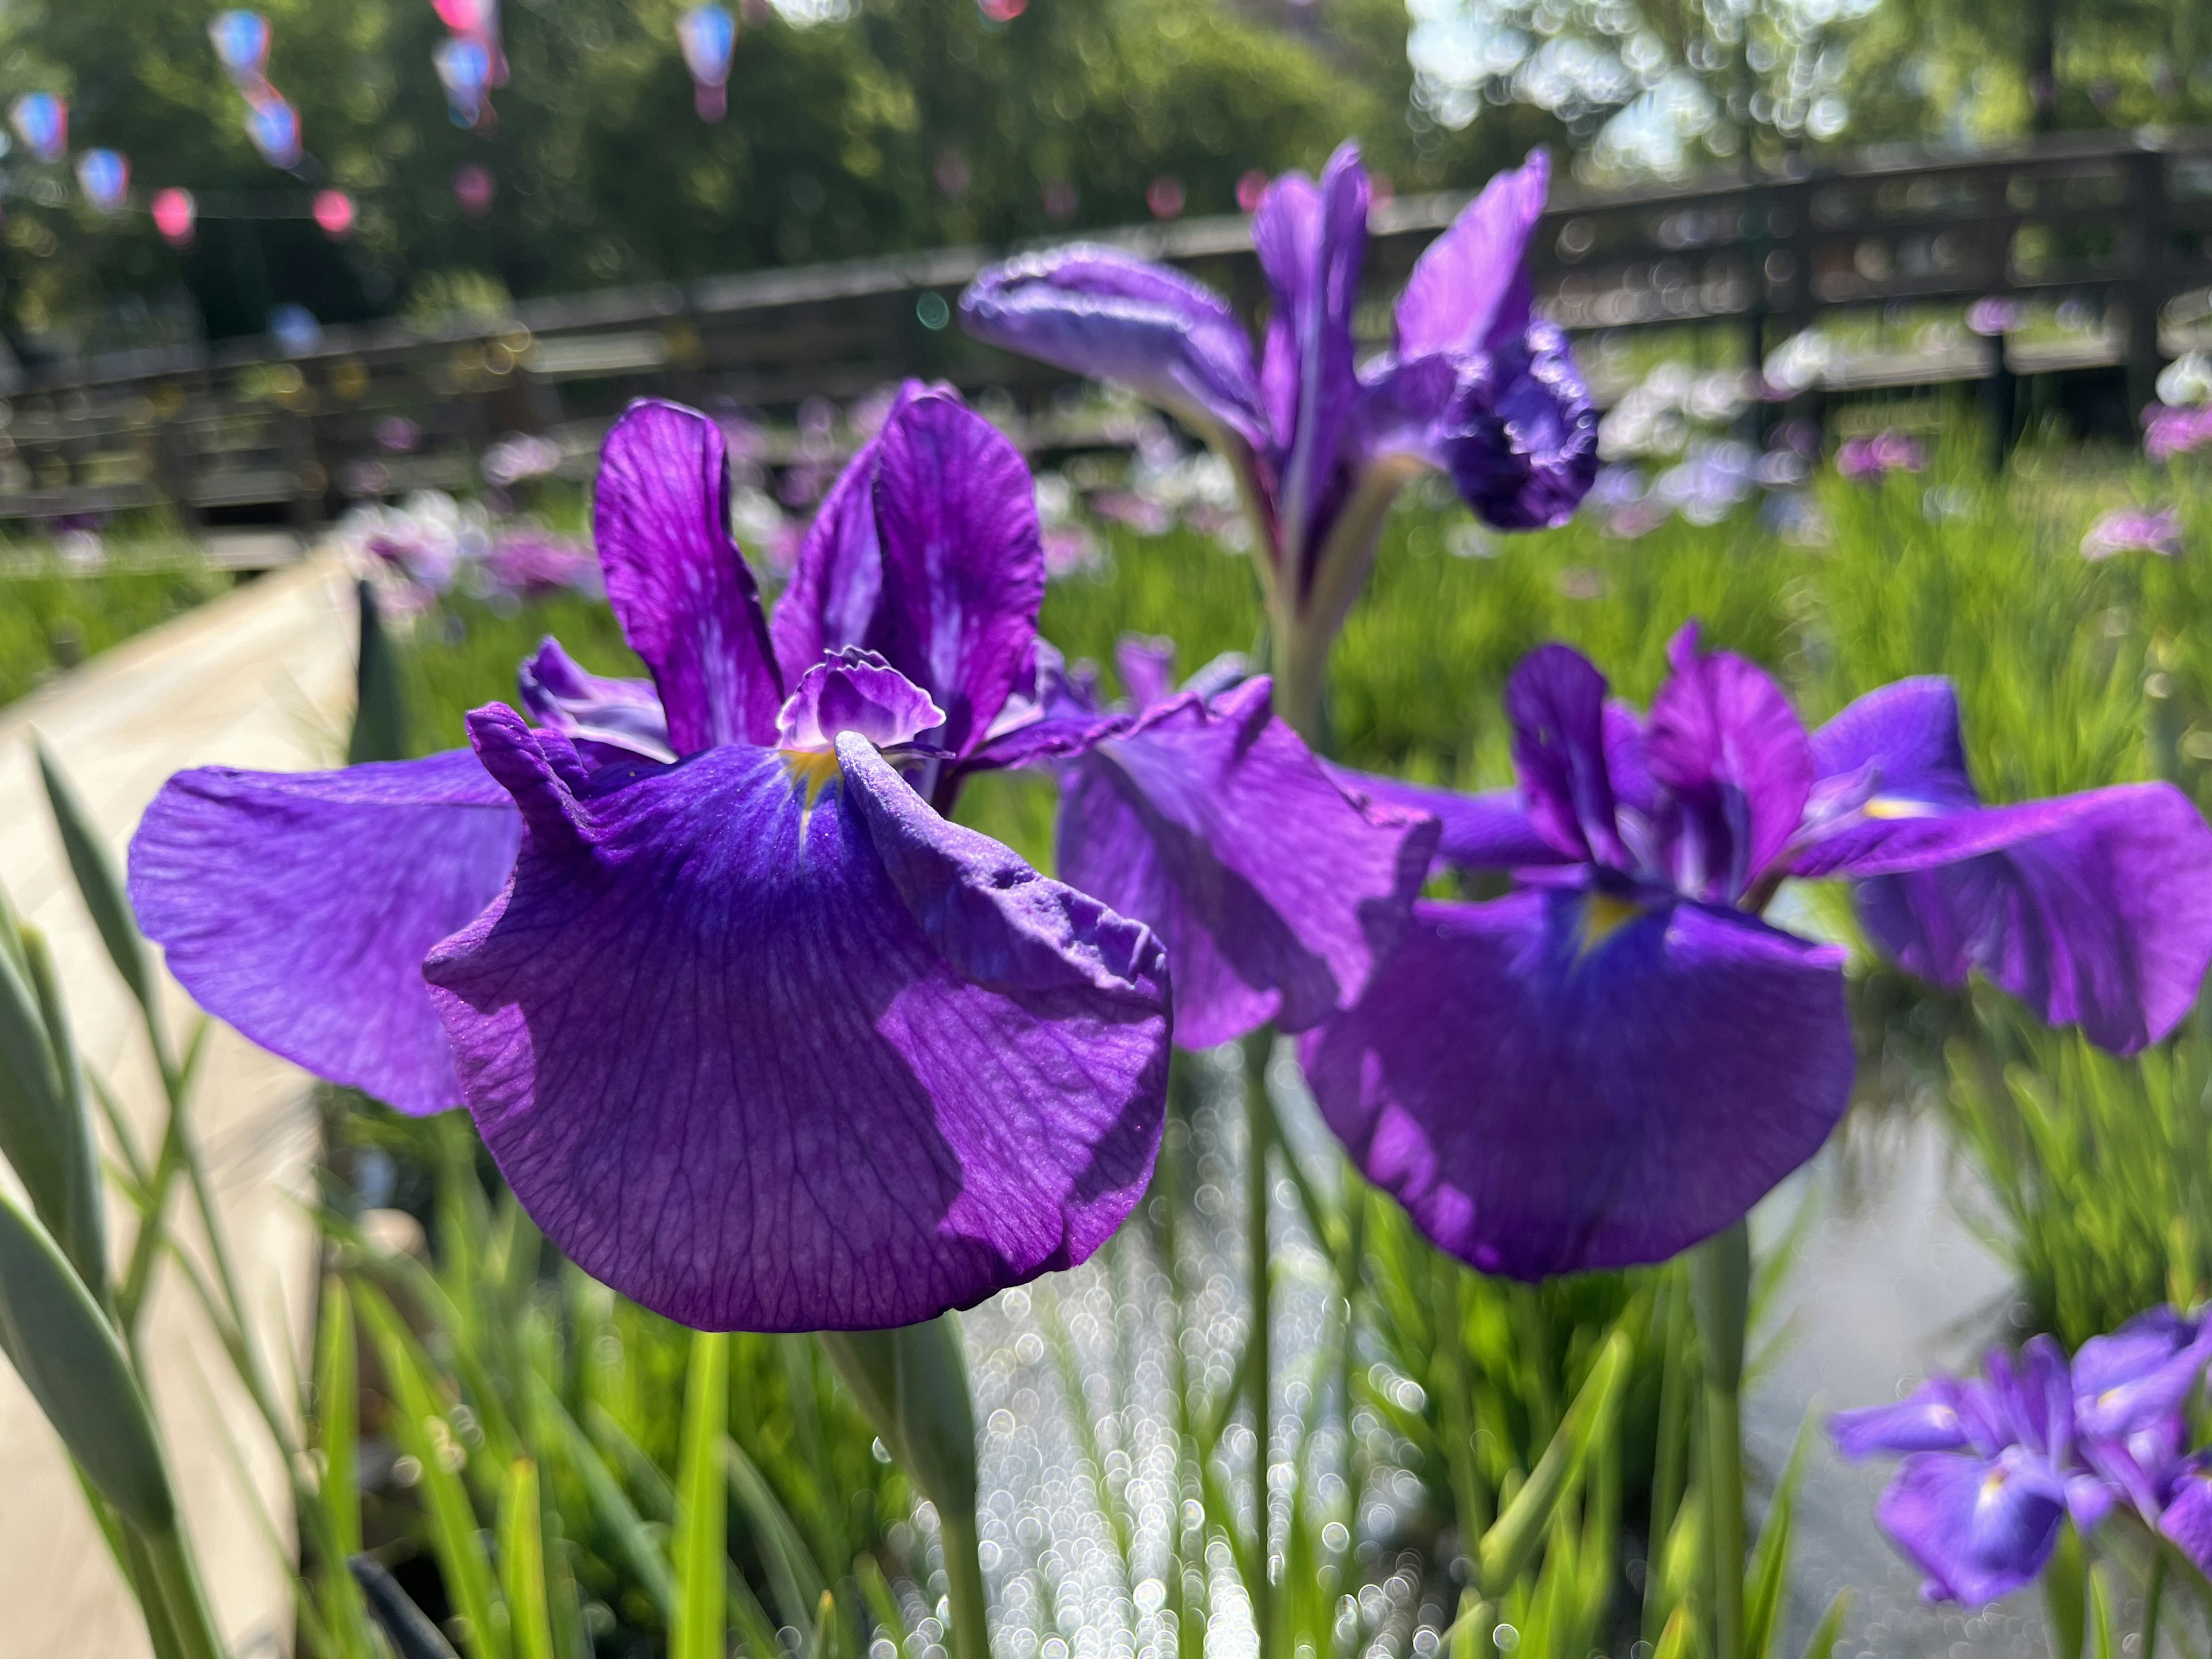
[2143,1546,2168,1658]
[1690,1221,1751,1659]
[1243,1027,1275,1659]
[938,1503,992,1659]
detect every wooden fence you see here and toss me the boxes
[2,127,2207,533]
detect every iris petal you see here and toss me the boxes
[1393,150,1551,361]
[873,393,1048,759]
[1830,1381,1980,1459]
[1438,319,1599,531]
[1874,1450,2068,1605]
[1055,679,1437,1049]
[128,750,519,1116]
[958,248,1266,449]
[594,399,784,752]
[1505,644,1630,866]
[424,706,1169,1332]
[1300,889,1851,1278]
[1322,767,1570,877]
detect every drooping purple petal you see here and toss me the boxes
[1394,150,1551,359]
[518,638,673,764]
[872,393,1047,759]
[959,247,1267,448]
[1255,143,1369,578]
[1439,319,1599,530]
[424,706,1169,1332]
[129,751,520,1116]
[1830,1380,1982,1459]
[594,399,783,751]
[1874,1449,2069,1606]
[1299,888,1852,1278]
[1794,678,2212,1053]
[1055,679,1437,1048]
[1505,644,1629,866]
[768,379,931,687]
[1645,626,1814,902]
[1323,767,1574,876]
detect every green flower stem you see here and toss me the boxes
[1242,1027,1275,1658]
[1690,1221,1751,1659]
[937,1499,992,1659]
[139,1522,225,1659]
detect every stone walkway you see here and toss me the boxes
[0,557,357,1658]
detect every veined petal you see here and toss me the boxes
[873,393,1047,758]
[1256,143,1369,578]
[128,751,520,1116]
[1506,643,1628,866]
[1830,1380,1981,1459]
[1874,1450,2069,1606]
[1323,766,1573,876]
[594,400,783,751]
[768,379,932,685]
[1299,888,1851,1278]
[424,706,1169,1332]
[1055,679,1437,1049]
[1438,319,1599,530]
[1395,150,1551,359]
[959,247,1266,448]
[1646,626,1814,902]
[518,638,673,765]
[1823,786,2212,1054]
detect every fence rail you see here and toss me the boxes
[4,127,2209,536]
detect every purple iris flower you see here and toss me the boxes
[129,394,1174,1334]
[961,143,1596,734]
[1833,1308,2212,1603]
[1035,636,1440,1050]
[1302,627,2212,1279]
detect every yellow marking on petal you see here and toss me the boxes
[1981,1465,2009,1499]
[780,747,843,809]
[1862,796,1938,820]
[1577,891,1646,957]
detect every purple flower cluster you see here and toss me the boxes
[1834,1309,2212,1603]
[339,490,601,615]
[1836,431,1927,482]
[2081,506,2183,561]
[2146,403,2212,463]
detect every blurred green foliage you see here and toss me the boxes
[0,560,232,707]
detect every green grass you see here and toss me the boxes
[0,562,234,709]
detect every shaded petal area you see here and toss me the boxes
[594,400,783,752]
[1393,151,1550,359]
[1439,320,1598,529]
[518,638,672,764]
[425,708,1169,1332]
[2074,1308,2209,1439]
[1874,1450,2067,1606]
[873,393,1047,758]
[1255,143,1369,571]
[1300,889,1851,1278]
[959,247,1266,448]
[1506,644,1628,866]
[2160,1468,2212,1575]
[768,380,930,685]
[1323,767,1572,876]
[1056,680,1437,1048]
[129,751,519,1116]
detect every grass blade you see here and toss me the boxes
[500,1460,557,1659]
[1799,1589,1851,1659]
[317,1277,363,1560]
[672,1330,729,1659]
[1477,1327,1629,1593]
[33,739,158,1030]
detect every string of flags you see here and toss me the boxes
[0,0,1002,237]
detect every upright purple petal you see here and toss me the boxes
[1874,1449,2069,1606]
[1505,645,1629,866]
[959,248,1267,448]
[1300,888,1852,1278]
[518,638,673,765]
[594,400,783,751]
[1323,767,1574,876]
[1806,677,1978,807]
[1055,679,1437,1049]
[1394,150,1550,359]
[1115,635,1178,712]
[1255,144,1369,577]
[872,393,1047,759]
[768,380,931,687]
[129,751,520,1116]
[1646,627,1814,902]
[425,707,1168,1332]
[1439,320,1599,530]
[2073,1308,2208,1439]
